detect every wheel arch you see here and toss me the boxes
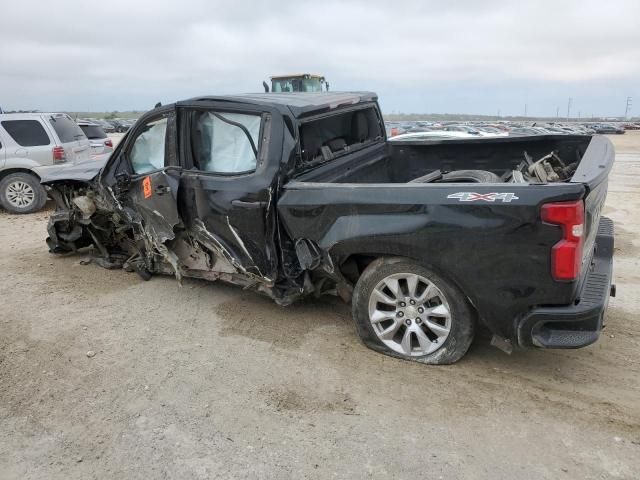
[0,167,41,182]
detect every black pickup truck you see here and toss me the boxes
[43,92,616,364]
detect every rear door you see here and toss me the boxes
[175,101,281,282]
[46,114,91,163]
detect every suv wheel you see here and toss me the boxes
[352,257,475,365]
[0,172,48,214]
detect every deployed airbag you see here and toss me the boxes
[196,112,261,173]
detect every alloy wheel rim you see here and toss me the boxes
[6,181,35,208]
[368,272,452,356]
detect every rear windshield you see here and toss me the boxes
[48,115,86,143]
[299,106,383,166]
[79,124,107,139]
[1,120,51,147]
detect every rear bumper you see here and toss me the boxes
[517,217,615,349]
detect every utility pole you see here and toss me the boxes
[524,104,528,118]
[625,97,632,119]
[556,106,559,119]
[567,97,572,122]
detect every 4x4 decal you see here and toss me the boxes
[447,192,519,203]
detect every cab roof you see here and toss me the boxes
[182,92,378,119]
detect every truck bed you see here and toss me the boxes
[293,135,593,184]
[280,134,614,343]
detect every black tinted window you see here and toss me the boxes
[48,115,85,143]
[1,120,51,147]
[79,125,107,139]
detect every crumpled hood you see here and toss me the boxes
[38,156,108,185]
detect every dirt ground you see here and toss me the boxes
[1,133,639,480]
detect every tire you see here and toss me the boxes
[0,172,48,214]
[439,170,501,183]
[352,257,475,365]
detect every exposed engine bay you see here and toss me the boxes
[45,180,339,306]
[46,183,159,274]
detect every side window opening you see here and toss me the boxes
[129,117,168,174]
[192,111,261,174]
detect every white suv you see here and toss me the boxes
[0,113,91,213]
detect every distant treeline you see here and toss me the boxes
[66,111,146,120]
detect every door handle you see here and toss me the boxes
[231,199,267,209]
[155,185,171,195]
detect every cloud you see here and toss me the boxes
[0,0,638,115]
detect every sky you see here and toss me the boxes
[1,0,638,117]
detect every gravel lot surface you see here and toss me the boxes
[1,132,639,479]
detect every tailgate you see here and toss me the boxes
[67,139,91,163]
[570,136,615,274]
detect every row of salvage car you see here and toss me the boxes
[386,121,636,141]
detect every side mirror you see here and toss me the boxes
[263,81,270,93]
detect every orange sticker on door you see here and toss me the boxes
[142,176,152,199]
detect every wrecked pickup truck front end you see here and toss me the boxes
[43,100,348,307]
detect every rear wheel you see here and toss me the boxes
[352,257,475,364]
[0,172,47,214]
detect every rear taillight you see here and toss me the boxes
[52,146,66,163]
[104,139,113,148]
[541,200,585,281]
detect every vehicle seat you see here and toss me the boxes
[325,137,347,152]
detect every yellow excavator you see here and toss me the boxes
[263,74,329,93]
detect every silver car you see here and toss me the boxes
[0,113,91,213]
[76,120,114,157]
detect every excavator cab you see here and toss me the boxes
[264,74,329,93]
